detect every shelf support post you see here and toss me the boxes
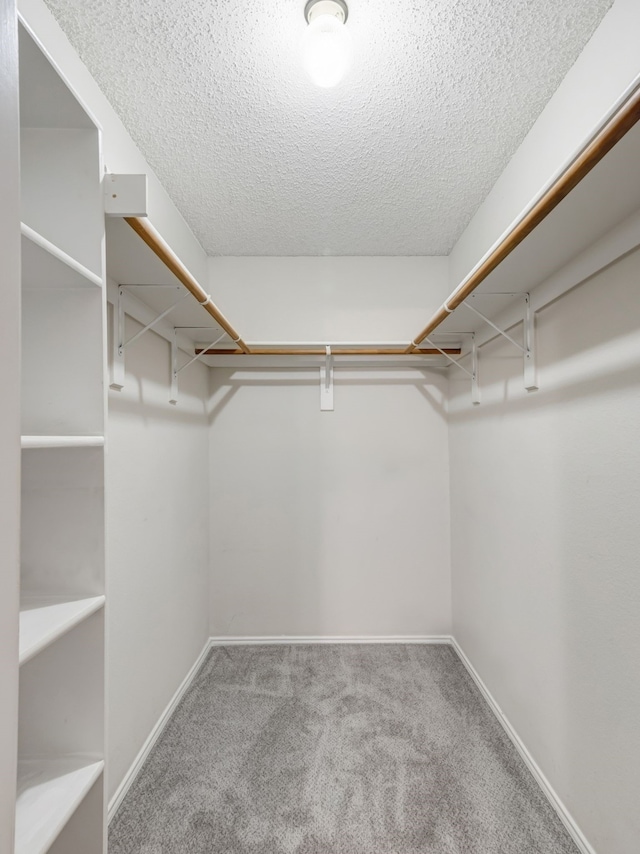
[170,329,179,405]
[110,286,126,391]
[524,293,538,392]
[320,346,334,411]
[471,333,480,405]
[462,294,538,393]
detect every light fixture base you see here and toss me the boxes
[304,0,348,25]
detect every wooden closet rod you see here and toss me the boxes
[124,215,461,359]
[406,80,640,352]
[195,347,461,356]
[124,216,251,354]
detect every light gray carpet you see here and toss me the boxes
[109,644,578,854]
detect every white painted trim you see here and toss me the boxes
[450,638,597,854]
[107,639,211,823]
[209,635,453,646]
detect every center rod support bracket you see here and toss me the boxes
[320,346,334,411]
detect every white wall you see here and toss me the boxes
[449,246,640,854]
[209,367,450,637]
[208,256,450,342]
[106,307,210,801]
[208,257,452,638]
[0,0,20,847]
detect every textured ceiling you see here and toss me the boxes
[45,0,613,256]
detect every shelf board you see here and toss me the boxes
[19,595,105,666]
[21,435,105,450]
[21,223,102,289]
[15,757,104,854]
[18,23,96,132]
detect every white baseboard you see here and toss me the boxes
[450,638,596,854]
[107,638,212,822]
[209,634,453,645]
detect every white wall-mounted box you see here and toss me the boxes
[104,173,148,217]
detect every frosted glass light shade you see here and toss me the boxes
[301,13,352,88]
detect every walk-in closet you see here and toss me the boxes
[1,0,639,853]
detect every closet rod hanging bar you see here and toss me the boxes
[245,340,423,348]
[124,216,251,354]
[194,346,462,357]
[406,74,640,352]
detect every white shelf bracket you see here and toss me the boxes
[462,293,538,393]
[524,293,538,392]
[423,336,474,378]
[176,332,227,376]
[170,329,178,405]
[110,286,126,391]
[425,334,478,405]
[471,333,480,405]
[320,346,334,411]
[170,326,230,403]
[111,285,186,392]
[122,289,187,350]
[462,300,526,353]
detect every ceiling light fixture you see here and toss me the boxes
[301,0,351,89]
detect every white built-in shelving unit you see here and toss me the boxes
[16,19,107,854]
